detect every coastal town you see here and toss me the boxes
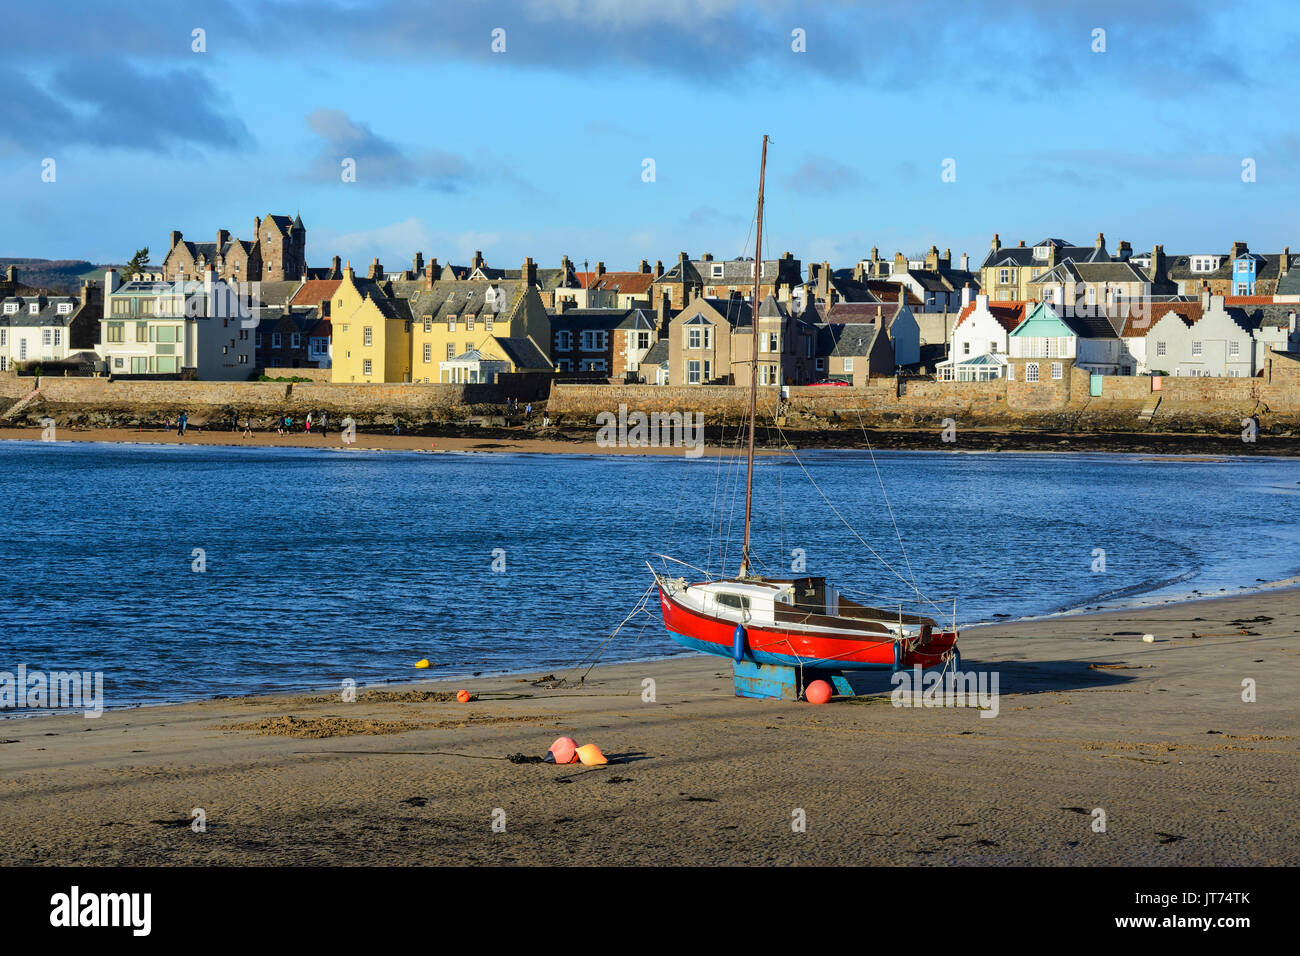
[3,216,1300,400]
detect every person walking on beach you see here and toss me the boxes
[305,412,313,434]
[178,411,188,437]
[242,417,252,439]
[319,411,328,437]
[525,402,532,418]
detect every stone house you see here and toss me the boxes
[161,213,308,283]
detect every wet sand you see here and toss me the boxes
[2,587,1297,866]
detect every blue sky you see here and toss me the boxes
[3,0,1299,272]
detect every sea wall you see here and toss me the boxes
[547,370,1300,433]
[0,376,502,427]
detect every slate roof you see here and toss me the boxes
[1233,305,1298,330]
[549,308,656,332]
[641,339,670,367]
[494,336,552,369]
[815,302,903,326]
[1030,260,1149,285]
[405,280,523,323]
[661,257,800,286]
[0,295,81,326]
[980,239,1110,271]
[826,323,881,358]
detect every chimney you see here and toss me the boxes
[425,257,440,282]
[1047,244,1057,267]
[962,283,972,308]
[1282,247,1290,278]
[990,234,1001,252]
[104,268,120,295]
[1117,240,1132,260]
[925,245,939,271]
[1017,240,1026,248]
[6,265,18,284]
[472,250,484,269]
[217,228,230,250]
[1230,241,1247,260]
[331,254,341,277]
[1095,231,1105,250]
[818,261,830,301]
[654,259,664,278]
[639,259,650,274]
[170,230,182,249]
[595,261,606,277]
[960,252,969,271]
[413,251,424,275]
[254,216,261,238]
[1151,244,1167,284]
[344,261,355,281]
[1200,287,1210,308]
[368,258,383,280]
[701,253,713,262]
[523,257,537,287]
[852,261,865,283]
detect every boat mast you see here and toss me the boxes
[738,134,768,580]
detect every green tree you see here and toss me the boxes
[122,247,150,281]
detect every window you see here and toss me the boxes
[363,359,373,375]
[423,343,432,363]
[759,364,775,385]
[238,329,248,340]
[581,359,608,372]
[1033,246,1049,261]
[581,330,606,351]
[0,356,5,371]
[29,303,39,315]
[1192,341,1203,356]
[703,360,711,381]
[1007,364,1014,380]
[2,302,15,314]
[1236,283,1250,295]
[815,358,825,371]
[272,333,282,348]
[1051,362,1063,380]
[1156,340,1167,356]
[688,328,701,349]
[291,333,301,348]
[989,341,998,353]
[424,321,432,332]
[1229,341,1240,356]
[448,316,457,332]
[57,302,71,315]
[0,329,4,345]
[843,357,854,372]
[467,316,475,331]
[711,263,724,279]
[53,329,61,346]
[703,327,712,349]
[136,322,148,341]
[962,342,971,355]
[688,359,701,384]
[763,332,778,352]
[362,327,372,346]
[485,317,493,332]
[238,353,248,364]
[715,593,751,612]
[19,339,26,360]
[42,329,51,345]
[1026,362,1039,382]
[999,268,1012,285]
[139,298,155,316]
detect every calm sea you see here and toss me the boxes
[1,440,1297,708]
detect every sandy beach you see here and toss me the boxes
[2,586,1296,866]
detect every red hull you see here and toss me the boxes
[658,586,957,671]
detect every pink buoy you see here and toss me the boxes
[804,679,832,705]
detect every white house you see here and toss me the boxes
[100,267,255,379]
[1006,301,1125,379]
[0,283,101,372]
[1142,294,1257,377]
[938,293,1027,381]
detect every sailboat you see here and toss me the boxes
[649,135,960,697]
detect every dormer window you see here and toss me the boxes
[711,264,724,279]
[1033,246,1049,260]
[57,303,72,314]
[3,303,16,314]
[29,303,40,314]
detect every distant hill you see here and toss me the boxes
[0,258,126,294]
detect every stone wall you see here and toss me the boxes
[4,377,502,427]
[547,372,1300,433]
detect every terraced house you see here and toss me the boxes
[0,282,101,372]
[330,265,552,384]
[652,251,803,309]
[980,234,1116,301]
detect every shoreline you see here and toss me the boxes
[3,425,1299,459]
[3,584,1297,865]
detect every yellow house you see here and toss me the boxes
[407,279,551,383]
[978,235,1114,302]
[330,266,412,382]
[330,267,553,383]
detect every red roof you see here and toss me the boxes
[1225,295,1275,305]
[574,271,599,289]
[590,272,656,296]
[1119,301,1203,336]
[292,279,342,307]
[954,300,1028,333]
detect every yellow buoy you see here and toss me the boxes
[414,659,430,668]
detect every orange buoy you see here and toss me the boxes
[805,679,832,705]
[575,743,608,766]
[545,736,578,764]
[456,689,471,703]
